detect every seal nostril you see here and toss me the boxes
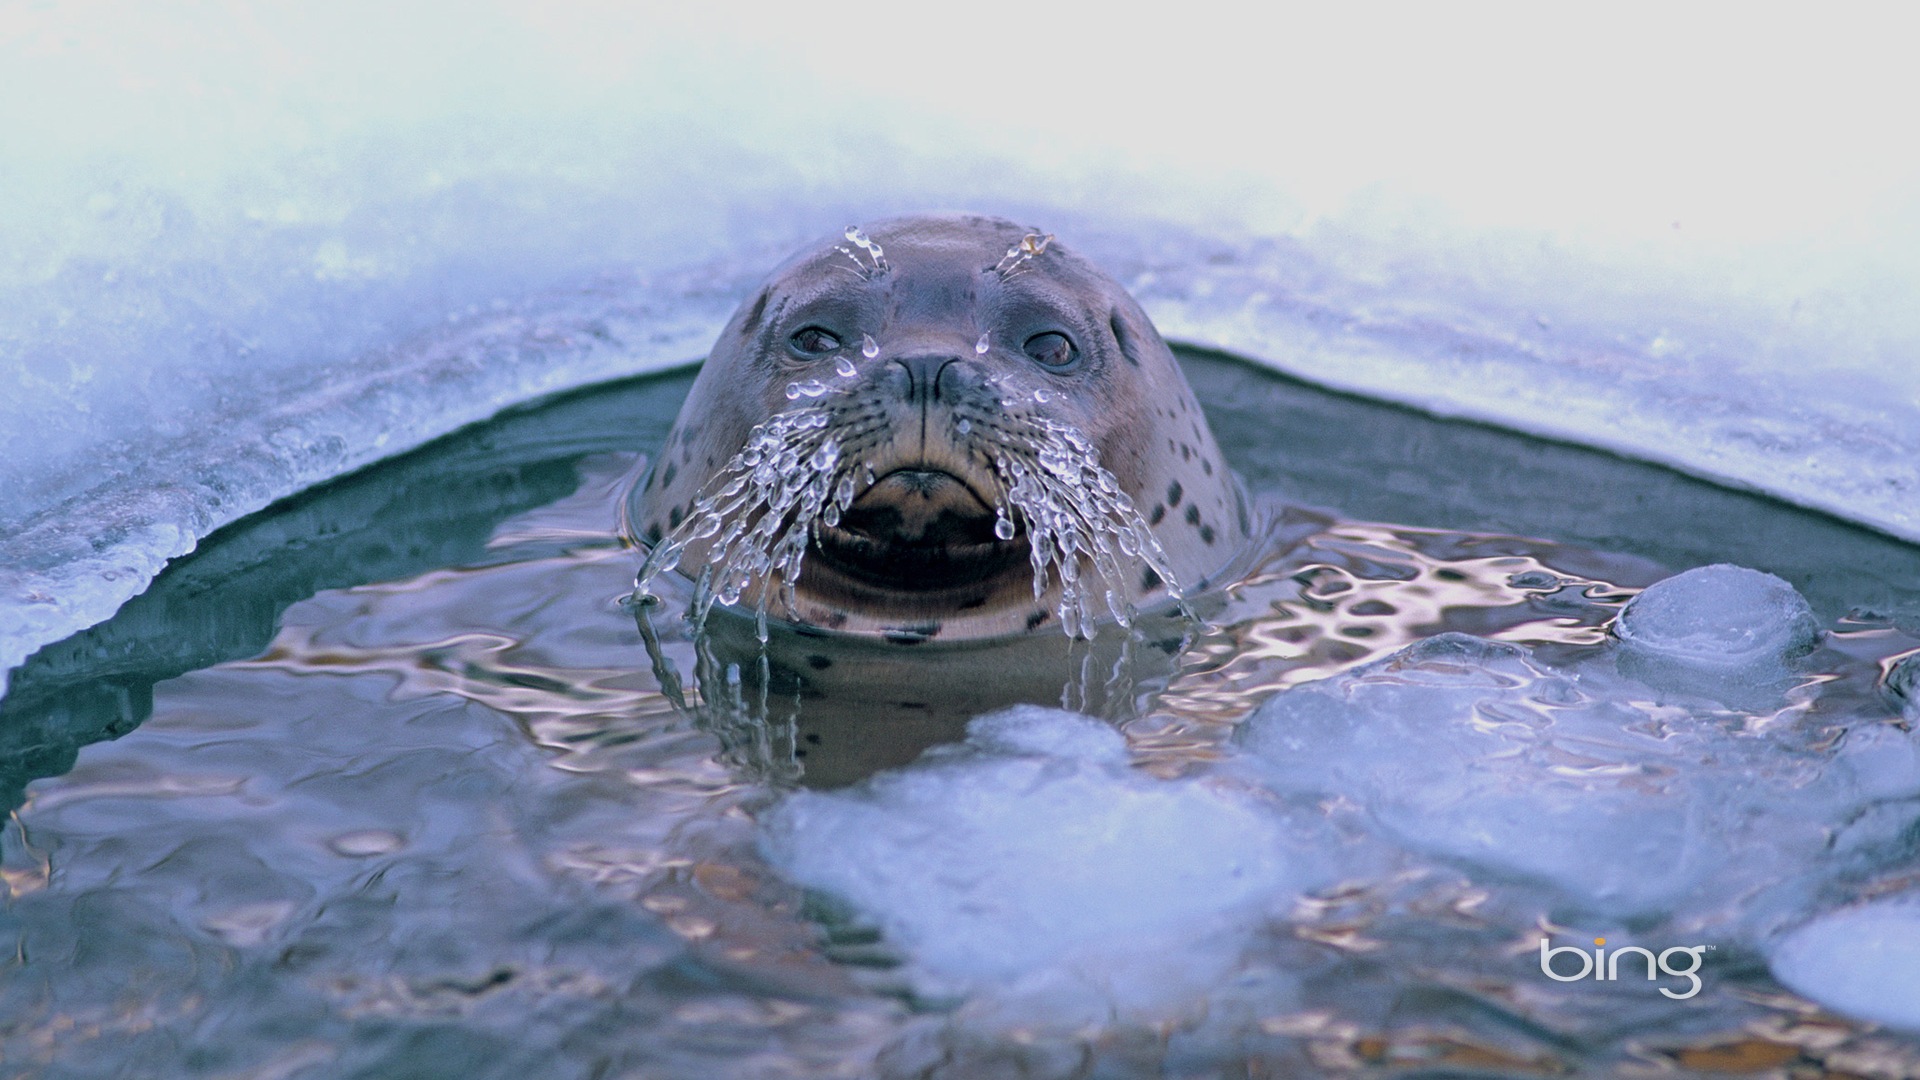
[894,355,964,404]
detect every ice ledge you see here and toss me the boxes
[0,276,738,697]
[5,230,1919,700]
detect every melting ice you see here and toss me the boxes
[761,706,1322,1015]
[762,566,1920,1033]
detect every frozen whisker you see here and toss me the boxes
[636,392,867,643]
[966,410,1189,639]
[993,230,1054,279]
[640,383,1185,644]
[842,225,889,276]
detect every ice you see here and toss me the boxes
[1235,622,1920,924]
[760,706,1316,1013]
[6,9,1920,697]
[1614,564,1820,670]
[1770,903,1920,1031]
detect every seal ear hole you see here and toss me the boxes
[788,326,842,360]
[740,287,771,337]
[1108,309,1145,367]
[1023,331,1078,370]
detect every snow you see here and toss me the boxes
[5,6,1920,696]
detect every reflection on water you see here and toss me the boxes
[5,351,1920,1077]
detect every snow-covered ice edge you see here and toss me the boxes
[6,225,1918,701]
[7,6,1920,699]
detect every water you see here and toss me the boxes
[5,350,1920,1078]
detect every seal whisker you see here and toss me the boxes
[630,215,1244,644]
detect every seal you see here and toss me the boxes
[627,213,1249,642]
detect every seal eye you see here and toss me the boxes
[1023,331,1077,370]
[788,326,842,360]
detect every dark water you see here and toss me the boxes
[4,349,1919,1078]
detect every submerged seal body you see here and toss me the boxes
[628,213,1248,642]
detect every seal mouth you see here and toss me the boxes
[812,467,1027,591]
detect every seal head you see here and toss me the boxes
[629,213,1248,642]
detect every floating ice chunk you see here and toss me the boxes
[1233,631,1868,920]
[1613,564,1818,670]
[963,705,1131,763]
[1770,902,1920,1031]
[760,706,1306,1003]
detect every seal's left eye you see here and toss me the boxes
[788,326,841,359]
[1023,331,1077,370]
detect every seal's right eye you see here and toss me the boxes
[788,326,842,360]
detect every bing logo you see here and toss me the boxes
[1539,936,1707,1000]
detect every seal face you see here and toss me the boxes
[628,213,1248,642]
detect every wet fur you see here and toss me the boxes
[629,213,1247,642]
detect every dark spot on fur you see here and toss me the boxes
[1167,481,1183,507]
[806,654,832,670]
[1235,487,1250,533]
[1200,524,1216,545]
[804,732,822,745]
[1181,444,1192,461]
[1202,459,1213,475]
[644,523,663,544]
[669,506,684,528]
[1141,566,1163,591]
[1026,609,1050,630]
[1185,505,1202,526]
[823,611,848,629]
[1149,503,1165,525]
[661,462,677,489]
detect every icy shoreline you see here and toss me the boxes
[5,223,1920,699]
[6,6,1919,699]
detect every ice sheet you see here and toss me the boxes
[6,7,1920,696]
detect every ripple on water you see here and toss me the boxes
[7,365,1920,1078]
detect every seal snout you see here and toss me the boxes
[887,354,964,404]
[841,469,995,546]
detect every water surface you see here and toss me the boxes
[5,350,1920,1078]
